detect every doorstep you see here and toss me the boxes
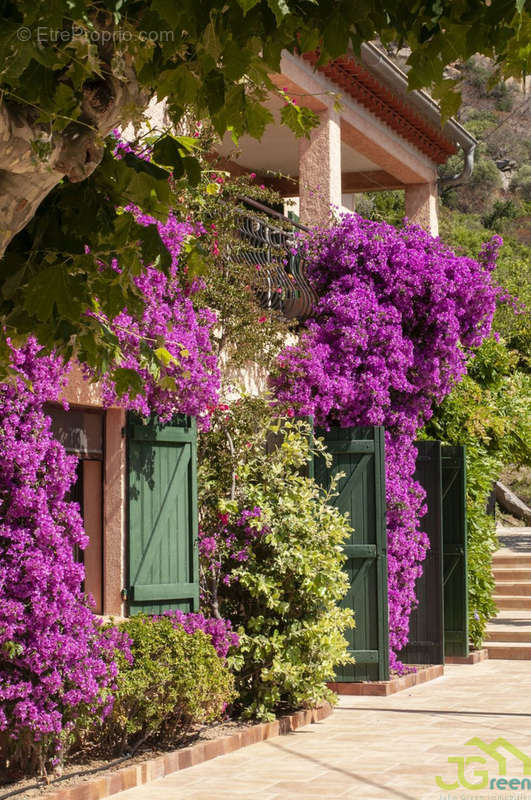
[327,664,444,696]
[35,704,332,800]
[445,648,489,665]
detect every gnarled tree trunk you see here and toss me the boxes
[0,60,150,258]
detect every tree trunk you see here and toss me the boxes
[495,481,531,524]
[0,62,150,258]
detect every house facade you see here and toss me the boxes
[55,44,476,620]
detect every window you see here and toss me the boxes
[46,406,104,613]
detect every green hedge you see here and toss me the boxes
[95,616,235,755]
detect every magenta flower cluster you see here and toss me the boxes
[199,507,269,591]
[93,209,220,428]
[273,215,501,671]
[157,611,239,659]
[0,339,129,760]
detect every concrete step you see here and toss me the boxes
[493,568,531,582]
[493,595,531,610]
[494,581,531,596]
[486,642,531,660]
[493,554,531,568]
[485,628,531,643]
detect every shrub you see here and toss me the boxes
[425,339,531,646]
[0,340,126,778]
[511,165,531,202]
[97,615,235,755]
[199,403,354,719]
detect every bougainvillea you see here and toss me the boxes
[273,214,501,671]
[0,339,129,775]
[199,506,269,601]
[157,610,239,660]
[92,209,220,427]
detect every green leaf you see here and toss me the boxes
[113,367,145,398]
[433,79,461,124]
[152,136,184,175]
[204,70,226,114]
[158,65,199,105]
[23,265,83,322]
[245,101,273,139]
[154,346,178,367]
[183,155,201,186]
[237,0,261,14]
[140,223,172,272]
[266,0,291,25]
[185,245,210,279]
[280,102,319,138]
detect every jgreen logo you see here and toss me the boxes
[436,737,531,791]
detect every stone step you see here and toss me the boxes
[486,642,531,660]
[493,568,531,582]
[485,629,531,643]
[493,595,531,610]
[492,554,531,568]
[495,581,531,596]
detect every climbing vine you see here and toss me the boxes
[272,214,501,670]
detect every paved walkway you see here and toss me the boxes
[113,660,531,800]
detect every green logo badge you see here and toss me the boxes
[436,737,531,791]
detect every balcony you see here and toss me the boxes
[234,197,317,320]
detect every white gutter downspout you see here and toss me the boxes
[437,142,477,188]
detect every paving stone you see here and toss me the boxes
[111,660,531,800]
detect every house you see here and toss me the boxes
[53,43,476,621]
[217,44,476,234]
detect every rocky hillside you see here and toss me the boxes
[442,55,531,243]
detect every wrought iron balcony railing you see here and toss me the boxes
[234,197,317,320]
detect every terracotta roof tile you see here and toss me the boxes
[303,52,456,164]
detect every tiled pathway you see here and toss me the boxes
[113,660,531,800]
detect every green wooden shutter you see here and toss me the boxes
[315,426,389,682]
[401,441,444,665]
[442,444,469,657]
[126,414,199,615]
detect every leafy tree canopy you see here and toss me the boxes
[0,0,529,381]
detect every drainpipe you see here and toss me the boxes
[438,142,476,189]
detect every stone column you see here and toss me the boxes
[298,107,342,227]
[405,182,439,236]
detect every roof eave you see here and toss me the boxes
[359,42,478,152]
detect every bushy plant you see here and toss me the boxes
[439,209,531,370]
[199,401,354,718]
[511,164,531,202]
[0,339,127,778]
[97,615,235,755]
[425,336,531,646]
[272,214,500,669]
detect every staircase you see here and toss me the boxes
[486,527,531,659]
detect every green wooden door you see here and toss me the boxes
[401,441,444,665]
[126,414,199,615]
[442,445,469,657]
[315,426,389,682]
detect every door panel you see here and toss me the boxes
[442,445,469,657]
[127,414,199,616]
[401,441,444,665]
[315,426,389,682]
